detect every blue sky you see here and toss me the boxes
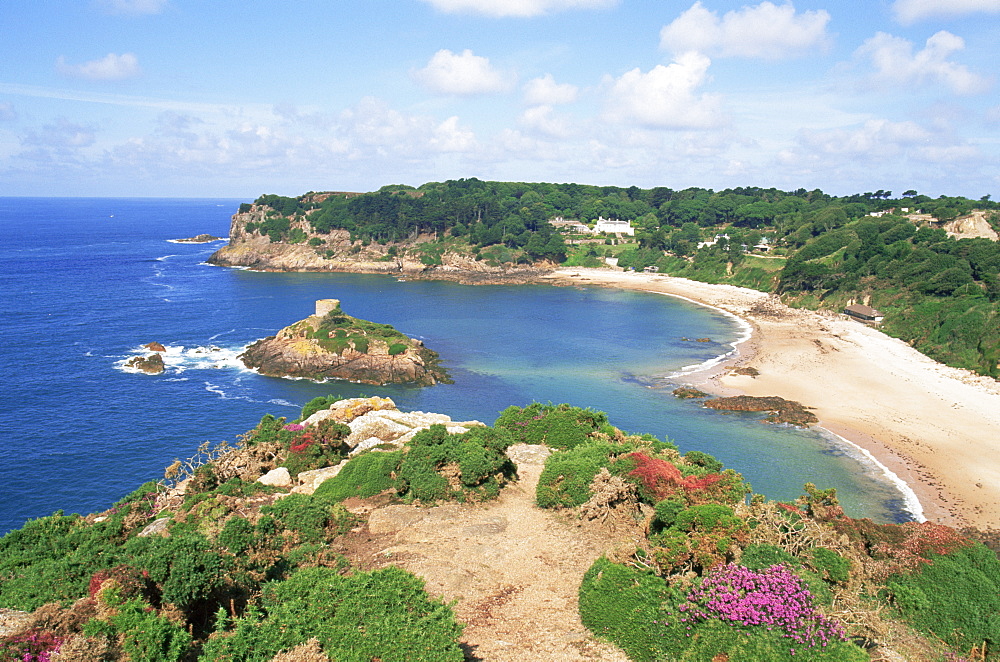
[1,0,998,198]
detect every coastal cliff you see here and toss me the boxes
[239,299,450,386]
[207,202,551,284]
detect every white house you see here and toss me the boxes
[594,217,635,236]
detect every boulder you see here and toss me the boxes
[344,409,484,453]
[302,396,397,427]
[293,462,348,494]
[258,467,292,487]
[138,517,171,538]
[144,341,167,352]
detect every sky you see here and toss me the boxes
[1,0,998,199]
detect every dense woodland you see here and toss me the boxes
[242,179,1000,377]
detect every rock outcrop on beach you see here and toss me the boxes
[239,299,450,386]
[703,394,818,426]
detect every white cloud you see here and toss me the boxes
[915,144,981,162]
[799,119,931,157]
[659,1,831,59]
[520,105,573,138]
[22,118,97,153]
[431,116,478,152]
[855,31,988,95]
[57,53,141,81]
[413,49,512,96]
[0,103,16,121]
[523,74,578,105]
[893,0,1000,24]
[419,0,617,17]
[94,0,168,15]
[604,52,724,129]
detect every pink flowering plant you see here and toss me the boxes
[677,563,848,653]
[0,629,63,662]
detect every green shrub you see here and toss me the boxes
[536,442,624,508]
[259,493,350,544]
[810,547,851,584]
[86,597,192,662]
[0,512,128,610]
[200,566,464,661]
[740,543,797,571]
[673,504,741,533]
[299,395,341,421]
[217,517,257,555]
[652,497,686,530]
[683,450,723,473]
[578,557,681,661]
[885,543,1000,654]
[494,403,609,450]
[246,414,293,447]
[126,531,226,612]
[678,619,866,661]
[313,450,403,502]
[388,342,408,355]
[395,425,516,503]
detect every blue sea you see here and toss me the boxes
[0,197,917,534]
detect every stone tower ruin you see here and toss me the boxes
[315,298,341,317]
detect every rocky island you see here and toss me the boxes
[172,233,223,243]
[239,299,450,386]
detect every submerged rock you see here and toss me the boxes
[673,386,709,399]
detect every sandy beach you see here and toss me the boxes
[541,267,1000,530]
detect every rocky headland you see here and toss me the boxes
[239,299,450,386]
[206,203,551,285]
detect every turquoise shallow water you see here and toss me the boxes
[0,197,913,534]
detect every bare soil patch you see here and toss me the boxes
[346,444,632,661]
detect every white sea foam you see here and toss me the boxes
[114,342,253,375]
[819,428,926,522]
[208,329,238,341]
[155,254,178,261]
[652,291,753,379]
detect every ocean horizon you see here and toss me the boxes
[0,197,915,534]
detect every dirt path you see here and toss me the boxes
[359,444,632,661]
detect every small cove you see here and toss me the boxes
[0,197,913,534]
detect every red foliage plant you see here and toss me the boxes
[832,518,970,581]
[289,431,316,454]
[87,565,152,603]
[619,452,722,502]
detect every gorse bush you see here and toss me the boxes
[398,424,516,502]
[884,543,1000,655]
[495,402,610,450]
[313,449,403,501]
[536,442,627,508]
[85,595,192,662]
[201,566,465,661]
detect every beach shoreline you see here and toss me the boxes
[539,267,1000,530]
